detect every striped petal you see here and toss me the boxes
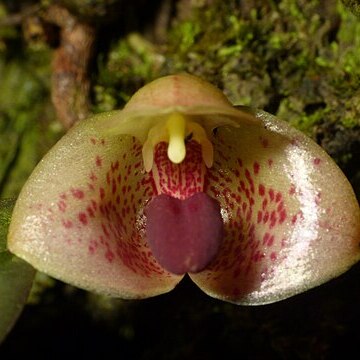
[8,114,183,298]
[190,109,360,304]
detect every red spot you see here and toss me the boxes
[242,202,247,213]
[263,232,269,245]
[269,189,275,201]
[112,180,117,194]
[58,200,66,212]
[111,161,120,172]
[237,158,243,167]
[245,169,255,193]
[268,159,273,167]
[270,252,277,261]
[291,211,303,225]
[253,162,260,175]
[105,250,115,263]
[78,212,88,225]
[270,210,277,228]
[99,187,105,200]
[89,172,97,182]
[102,223,110,238]
[87,206,95,218]
[257,210,263,223]
[96,156,102,167]
[315,192,321,205]
[260,137,269,148]
[275,192,282,203]
[263,211,269,223]
[62,219,73,228]
[313,158,321,166]
[71,188,84,199]
[91,200,97,210]
[258,184,265,196]
[289,184,296,195]
[252,250,264,262]
[279,209,287,224]
[90,138,97,145]
[88,240,98,254]
[263,233,275,247]
[268,235,274,246]
[246,209,252,222]
[262,198,268,211]
[240,180,246,191]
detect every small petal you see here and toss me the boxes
[8,115,183,298]
[190,109,360,304]
[101,74,259,144]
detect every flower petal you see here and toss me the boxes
[101,74,259,143]
[145,193,223,275]
[8,114,183,298]
[190,109,360,305]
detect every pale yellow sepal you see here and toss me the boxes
[99,74,261,171]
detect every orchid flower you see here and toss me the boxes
[8,74,360,305]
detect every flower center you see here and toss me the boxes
[142,113,224,274]
[142,112,214,173]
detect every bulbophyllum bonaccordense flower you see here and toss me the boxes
[8,74,360,305]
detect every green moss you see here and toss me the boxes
[342,0,360,17]
[296,109,330,135]
[336,3,360,76]
[341,117,359,128]
[0,4,18,52]
[94,33,164,112]
[174,21,201,53]
[92,0,360,144]
[0,51,61,198]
